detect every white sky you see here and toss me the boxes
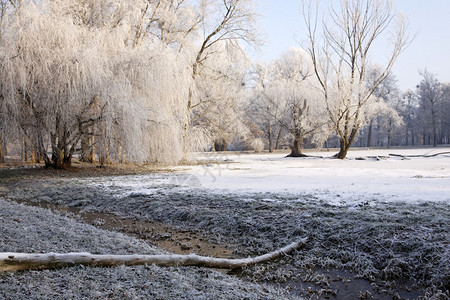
[252,0,450,91]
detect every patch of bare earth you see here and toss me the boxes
[68,208,235,259]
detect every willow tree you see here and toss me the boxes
[58,0,194,164]
[0,3,131,168]
[303,0,409,159]
[0,0,21,163]
[0,1,187,168]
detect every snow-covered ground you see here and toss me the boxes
[177,147,450,205]
[86,147,450,206]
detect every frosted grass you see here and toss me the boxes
[0,199,295,299]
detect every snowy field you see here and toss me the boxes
[180,147,450,205]
[1,147,449,299]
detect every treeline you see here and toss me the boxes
[0,0,447,168]
[354,71,450,149]
[248,52,450,155]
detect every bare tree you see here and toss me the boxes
[193,43,250,151]
[303,0,409,158]
[254,48,327,157]
[184,0,261,155]
[416,70,444,147]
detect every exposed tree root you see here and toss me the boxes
[0,239,307,273]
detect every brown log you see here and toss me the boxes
[0,238,307,273]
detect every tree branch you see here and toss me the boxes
[0,239,307,272]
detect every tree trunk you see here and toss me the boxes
[0,136,4,164]
[22,137,29,162]
[99,153,110,167]
[118,145,126,164]
[336,141,349,159]
[432,111,437,147]
[275,127,282,150]
[80,136,91,162]
[335,127,359,159]
[90,136,95,163]
[31,148,37,164]
[0,239,307,273]
[183,86,194,159]
[214,139,227,152]
[46,135,73,169]
[387,120,392,148]
[80,135,95,163]
[52,149,72,169]
[268,121,273,153]
[288,136,307,157]
[367,120,373,147]
[405,127,409,146]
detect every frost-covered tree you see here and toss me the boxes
[303,0,409,158]
[400,90,419,146]
[0,2,138,167]
[0,0,192,168]
[0,0,260,167]
[254,48,327,157]
[0,0,21,163]
[441,83,450,144]
[193,43,250,151]
[250,62,277,151]
[363,68,403,148]
[416,70,445,147]
[184,0,260,154]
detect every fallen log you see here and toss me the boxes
[390,151,450,158]
[0,238,307,273]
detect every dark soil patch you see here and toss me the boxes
[0,161,172,182]
[68,208,235,259]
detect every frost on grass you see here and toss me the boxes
[0,199,159,254]
[0,199,295,299]
[3,174,450,297]
[0,265,293,300]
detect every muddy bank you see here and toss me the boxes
[70,208,235,259]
